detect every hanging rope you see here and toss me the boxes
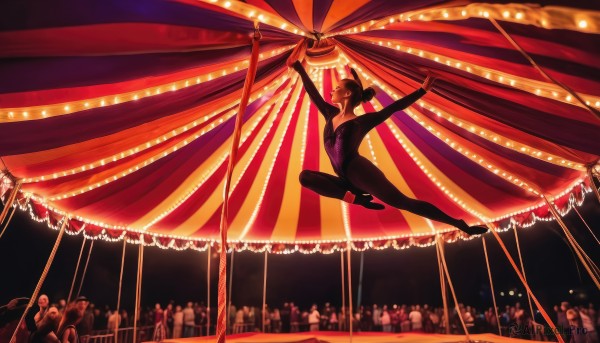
[436,236,471,341]
[340,250,346,331]
[482,237,502,335]
[588,168,600,203]
[543,196,600,289]
[512,224,536,323]
[436,236,450,334]
[114,239,127,343]
[10,216,67,343]
[0,204,16,240]
[262,251,268,333]
[76,239,95,298]
[573,206,600,245]
[489,18,600,121]
[67,236,87,304]
[0,180,21,226]
[487,224,565,343]
[346,242,354,342]
[216,23,261,343]
[133,239,144,343]
[207,245,211,336]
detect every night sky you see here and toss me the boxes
[1,197,599,314]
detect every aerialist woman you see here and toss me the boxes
[291,60,488,236]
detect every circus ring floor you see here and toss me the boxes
[159,332,544,343]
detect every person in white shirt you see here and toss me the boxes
[182,302,195,338]
[409,305,423,331]
[381,305,392,332]
[308,305,320,332]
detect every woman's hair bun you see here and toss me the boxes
[361,87,376,103]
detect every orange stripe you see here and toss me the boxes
[292,0,314,31]
[321,0,371,33]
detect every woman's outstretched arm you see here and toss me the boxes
[292,61,338,119]
[362,76,434,130]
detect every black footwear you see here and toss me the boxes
[355,194,385,210]
[457,220,488,236]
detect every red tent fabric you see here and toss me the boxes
[0,1,598,252]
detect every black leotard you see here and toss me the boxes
[293,61,426,177]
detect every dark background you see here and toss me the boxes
[1,197,599,313]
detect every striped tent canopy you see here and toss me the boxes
[1,0,599,253]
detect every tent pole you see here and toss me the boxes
[489,18,600,121]
[340,250,346,331]
[356,251,364,310]
[133,239,144,343]
[436,235,450,334]
[512,224,536,321]
[346,242,354,342]
[262,250,268,333]
[207,244,211,336]
[114,239,127,343]
[9,216,67,343]
[482,237,502,335]
[0,180,21,227]
[67,235,87,304]
[216,23,261,343]
[227,249,234,334]
[436,236,471,340]
[542,196,600,289]
[76,240,95,298]
[487,225,565,343]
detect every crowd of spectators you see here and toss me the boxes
[1,295,597,343]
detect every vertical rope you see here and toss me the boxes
[207,245,211,336]
[513,224,536,321]
[346,243,354,342]
[76,240,95,298]
[340,250,346,331]
[588,168,600,203]
[216,24,261,343]
[10,217,67,343]
[436,237,471,340]
[67,236,87,304]
[0,204,17,239]
[543,196,600,289]
[0,180,21,226]
[487,224,565,343]
[115,239,127,343]
[489,18,600,121]
[262,251,268,333]
[133,240,144,343]
[573,206,600,245]
[356,251,364,309]
[482,237,502,335]
[436,236,450,334]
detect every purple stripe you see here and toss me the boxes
[338,37,600,155]
[0,41,287,94]
[0,53,289,155]
[357,26,600,81]
[0,0,252,32]
[312,0,334,33]
[264,0,309,32]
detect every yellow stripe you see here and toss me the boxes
[152,93,285,235]
[230,82,304,239]
[321,0,371,32]
[292,0,314,31]
[271,90,311,241]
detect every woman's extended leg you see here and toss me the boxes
[345,157,487,235]
[299,170,384,210]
